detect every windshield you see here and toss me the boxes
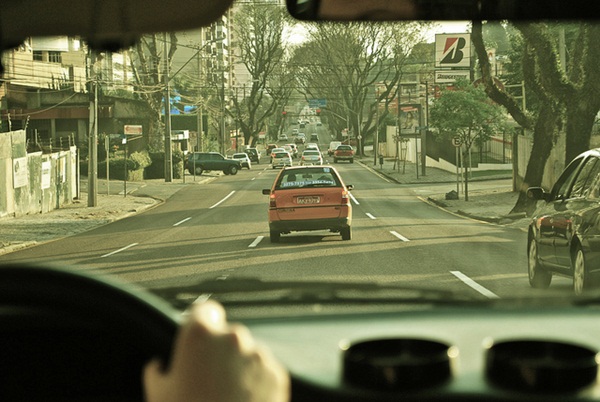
[2,3,599,321]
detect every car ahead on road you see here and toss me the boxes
[305,143,320,152]
[309,133,319,142]
[295,133,306,144]
[271,150,293,169]
[262,165,353,242]
[285,143,298,158]
[269,147,285,163]
[328,141,342,156]
[186,152,241,175]
[244,147,260,164]
[230,153,252,169]
[266,143,278,155]
[527,148,600,295]
[333,144,355,163]
[278,133,288,141]
[300,149,323,166]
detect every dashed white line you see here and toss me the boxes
[349,192,360,205]
[390,231,410,242]
[173,217,191,226]
[366,213,376,220]
[209,191,236,209]
[249,236,264,248]
[101,243,139,258]
[451,271,500,299]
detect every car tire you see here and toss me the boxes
[270,230,280,243]
[229,166,239,175]
[341,226,352,241]
[223,170,230,175]
[194,166,204,175]
[573,245,590,295]
[528,237,551,289]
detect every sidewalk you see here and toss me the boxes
[355,154,528,229]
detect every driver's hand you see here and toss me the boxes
[143,300,290,402]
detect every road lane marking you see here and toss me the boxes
[349,192,360,205]
[173,217,191,226]
[451,271,500,299]
[251,177,256,181]
[249,236,264,248]
[209,191,236,209]
[193,294,212,304]
[366,213,376,220]
[390,231,410,242]
[101,243,139,258]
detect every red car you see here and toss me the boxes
[262,166,353,242]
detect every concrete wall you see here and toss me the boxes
[0,130,76,218]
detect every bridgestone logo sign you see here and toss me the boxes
[434,70,470,84]
[435,33,471,69]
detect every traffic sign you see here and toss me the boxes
[124,125,143,135]
[452,136,462,147]
[309,99,327,108]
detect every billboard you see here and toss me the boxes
[435,34,471,69]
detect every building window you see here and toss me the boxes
[33,51,43,61]
[48,51,62,63]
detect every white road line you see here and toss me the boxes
[193,294,212,304]
[390,231,410,242]
[366,213,376,220]
[249,236,264,248]
[173,217,191,226]
[451,271,500,299]
[349,192,360,205]
[101,243,139,258]
[251,177,256,181]
[209,191,236,209]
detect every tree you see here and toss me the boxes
[129,33,178,152]
[291,22,429,155]
[429,79,508,200]
[472,21,600,214]
[230,2,292,145]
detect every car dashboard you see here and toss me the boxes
[242,303,600,401]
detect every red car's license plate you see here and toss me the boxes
[297,196,320,204]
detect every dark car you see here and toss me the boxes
[527,149,600,295]
[244,147,260,164]
[186,152,241,175]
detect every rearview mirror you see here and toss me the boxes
[286,0,597,21]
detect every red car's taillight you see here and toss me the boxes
[269,194,277,208]
[341,190,350,205]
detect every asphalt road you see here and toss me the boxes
[0,154,544,310]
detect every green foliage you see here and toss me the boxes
[129,151,152,170]
[429,79,509,151]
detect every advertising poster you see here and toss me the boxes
[12,157,28,189]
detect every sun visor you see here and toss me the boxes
[0,0,235,50]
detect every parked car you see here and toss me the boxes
[527,148,600,295]
[186,152,241,175]
[262,165,353,242]
[231,153,252,169]
[271,151,293,169]
[244,147,261,164]
[328,141,342,156]
[333,144,355,163]
[300,149,323,166]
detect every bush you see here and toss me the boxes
[144,150,184,179]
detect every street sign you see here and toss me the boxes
[124,125,143,135]
[308,99,327,108]
[452,136,462,147]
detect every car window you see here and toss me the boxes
[551,157,585,201]
[570,157,599,198]
[276,168,341,189]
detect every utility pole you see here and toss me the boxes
[87,49,98,207]
[163,32,173,182]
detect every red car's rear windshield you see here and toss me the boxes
[275,168,342,189]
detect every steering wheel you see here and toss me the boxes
[0,263,179,401]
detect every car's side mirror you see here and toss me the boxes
[346,184,354,191]
[262,189,271,195]
[527,187,550,202]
